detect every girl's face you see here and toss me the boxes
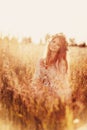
[49,37,60,52]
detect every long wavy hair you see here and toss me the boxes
[45,33,68,72]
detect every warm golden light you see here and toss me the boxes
[0,1,87,130]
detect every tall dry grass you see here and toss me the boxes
[0,41,87,130]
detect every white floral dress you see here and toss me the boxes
[32,58,71,102]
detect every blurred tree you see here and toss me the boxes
[78,42,86,47]
[22,37,32,44]
[69,38,77,46]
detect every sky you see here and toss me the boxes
[0,0,87,43]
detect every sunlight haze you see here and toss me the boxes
[0,0,87,43]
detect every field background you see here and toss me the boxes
[0,40,87,130]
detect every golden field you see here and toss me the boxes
[0,41,87,130]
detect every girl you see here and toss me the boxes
[32,33,71,103]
